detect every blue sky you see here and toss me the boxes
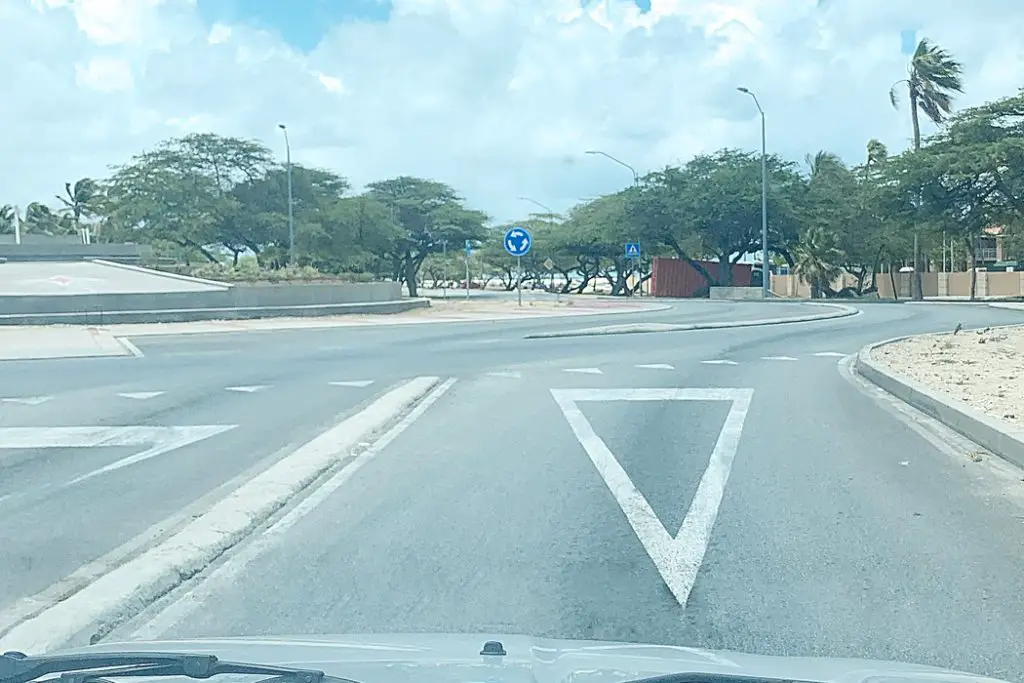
[195,0,655,51]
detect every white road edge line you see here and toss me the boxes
[551,387,753,609]
[0,375,443,653]
[125,377,458,641]
[115,337,144,358]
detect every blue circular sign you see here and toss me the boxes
[503,227,532,257]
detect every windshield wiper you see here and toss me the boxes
[0,651,357,683]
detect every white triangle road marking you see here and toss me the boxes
[225,385,270,393]
[118,392,165,400]
[550,387,753,609]
[328,381,375,387]
[563,368,603,374]
[701,360,738,365]
[1,396,53,406]
[636,364,675,370]
[485,371,521,378]
[760,356,798,361]
[813,352,847,357]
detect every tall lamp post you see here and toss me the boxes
[278,124,295,264]
[585,149,642,295]
[736,87,769,298]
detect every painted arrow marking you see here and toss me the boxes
[1,397,53,406]
[0,425,237,488]
[551,387,753,609]
[118,392,165,400]
[328,381,375,387]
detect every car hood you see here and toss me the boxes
[53,633,1006,683]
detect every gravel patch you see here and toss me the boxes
[873,325,1024,427]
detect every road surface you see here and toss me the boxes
[2,300,1023,681]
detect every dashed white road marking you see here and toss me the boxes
[551,387,754,609]
[701,360,738,365]
[814,351,847,357]
[563,368,603,374]
[636,363,675,370]
[1,397,53,406]
[761,356,798,361]
[486,371,522,378]
[118,392,165,400]
[224,385,270,393]
[328,380,375,387]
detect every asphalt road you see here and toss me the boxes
[3,300,1024,680]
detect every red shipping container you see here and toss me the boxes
[650,257,752,298]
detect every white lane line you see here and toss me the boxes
[0,376,444,653]
[563,368,603,374]
[485,371,522,378]
[328,381,375,387]
[551,387,754,609]
[118,392,165,400]
[225,385,270,393]
[127,378,458,640]
[761,356,798,361]
[636,364,675,370]
[115,337,144,358]
[1,396,53,406]
[814,352,847,357]
[701,360,738,365]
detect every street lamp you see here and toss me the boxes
[278,124,295,264]
[584,150,638,185]
[736,87,769,298]
[517,196,555,215]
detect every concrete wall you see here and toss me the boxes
[772,270,1024,299]
[0,281,418,324]
[0,243,149,262]
[709,286,764,300]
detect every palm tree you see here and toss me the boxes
[794,226,844,298]
[56,178,100,236]
[889,38,964,300]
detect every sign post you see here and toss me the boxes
[464,239,472,300]
[503,227,533,307]
[441,239,448,299]
[625,242,641,297]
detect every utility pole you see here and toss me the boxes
[278,124,295,264]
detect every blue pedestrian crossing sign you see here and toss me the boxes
[504,227,532,257]
[625,242,641,259]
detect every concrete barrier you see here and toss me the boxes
[0,282,425,325]
[709,287,764,300]
[855,336,1024,470]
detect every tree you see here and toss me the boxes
[889,37,965,300]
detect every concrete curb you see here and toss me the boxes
[89,259,233,289]
[523,303,859,339]
[0,376,443,652]
[854,333,1024,470]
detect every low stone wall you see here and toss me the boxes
[0,281,423,325]
[709,286,764,300]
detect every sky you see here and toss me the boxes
[3,0,1024,224]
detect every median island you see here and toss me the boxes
[872,326,1024,427]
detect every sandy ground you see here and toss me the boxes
[873,325,1024,426]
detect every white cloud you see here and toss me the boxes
[2,0,1023,222]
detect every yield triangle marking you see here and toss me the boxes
[0,425,237,487]
[760,356,797,361]
[813,352,846,357]
[118,392,165,400]
[563,368,602,374]
[550,387,753,609]
[225,385,269,393]
[1,397,53,406]
[329,380,375,387]
[636,364,674,370]
[701,360,737,365]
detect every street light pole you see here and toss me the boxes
[584,150,643,295]
[278,124,295,265]
[737,88,769,298]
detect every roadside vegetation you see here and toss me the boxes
[2,39,1023,300]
